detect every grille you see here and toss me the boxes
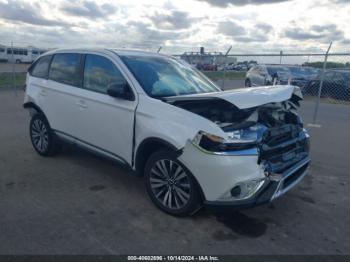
[263,124,300,147]
[260,124,308,173]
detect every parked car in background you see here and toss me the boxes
[287,66,319,88]
[245,64,319,88]
[218,63,235,71]
[304,69,350,100]
[198,63,217,71]
[235,63,248,71]
[245,64,290,87]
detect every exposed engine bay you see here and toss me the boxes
[167,93,309,175]
[168,94,302,131]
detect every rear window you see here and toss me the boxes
[49,53,82,87]
[30,55,52,79]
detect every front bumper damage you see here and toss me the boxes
[204,156,310,210]
[178,127,310,211]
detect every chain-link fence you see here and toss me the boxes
[1,41,350,123]
[0,41,46,95]
[175,46,350,124]
[313,54,350,103]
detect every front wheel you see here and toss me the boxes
[144,150,202,216]
[245,79,251,87]
[29,114,60,156]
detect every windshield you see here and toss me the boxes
[288,66,316,76]
[266,66,290,75]
[289,67,304,74]
[120,55,220,98]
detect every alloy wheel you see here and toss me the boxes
[31,118,49,153]
[149,159,191,210]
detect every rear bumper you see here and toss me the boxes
[204,156,310,210]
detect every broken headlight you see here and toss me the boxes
[192,127,261,152]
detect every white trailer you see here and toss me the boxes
[0,45,7,62]
[0,46,47,63]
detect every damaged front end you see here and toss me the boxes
[166,86,310,205]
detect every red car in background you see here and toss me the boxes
[197,63,217,71]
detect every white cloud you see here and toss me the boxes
[0,0,349,53]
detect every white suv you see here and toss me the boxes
[24,49,310,216]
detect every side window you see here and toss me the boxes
[30,55,52,79]
[49,53,82,87]
[83,54,126,94]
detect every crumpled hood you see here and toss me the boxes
[165,85,303,109]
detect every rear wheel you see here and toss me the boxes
[245,79,251,87]
[30,114,60,156]
[15,59,21,64]
[144,150,202,216]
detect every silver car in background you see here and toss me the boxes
[245,64,320,89]
[245,65,291,87]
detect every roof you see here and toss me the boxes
[43,48,169,58]
[111,48,168,57]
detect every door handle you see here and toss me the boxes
[76,100,87,109]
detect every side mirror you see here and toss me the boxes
[107,83,134,101]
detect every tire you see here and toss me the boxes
[144,150,202,216]
[29,114,60,156]
[15,59,21,64]
[245,79,251,87]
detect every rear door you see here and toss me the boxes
[75,53,137,165]
[45,53,84,138]
[27,55,52,111]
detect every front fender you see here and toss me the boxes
[134,95,226,151]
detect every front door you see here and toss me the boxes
[75,54,137,165]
